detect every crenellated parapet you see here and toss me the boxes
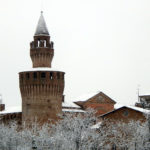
[30,35,54,68]
[19,70,65,97]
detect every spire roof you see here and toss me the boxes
[34,11,49,36]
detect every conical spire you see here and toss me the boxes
[34,11,49,36]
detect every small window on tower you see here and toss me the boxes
[38,40,40,47]
[50,72,53,79]
[62,74,64,79]
[44,40,46,47]
[41,72,46,78]
[33,72,37,79]
[20,74,23,80]
[26,73,30,79]
[57,73,60,79]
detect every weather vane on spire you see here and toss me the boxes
[41,0,44,13]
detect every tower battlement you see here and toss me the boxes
[19,70,64,97]
[30,36,54,68]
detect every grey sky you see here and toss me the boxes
[0,0,150,106]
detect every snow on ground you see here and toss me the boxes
[73,91,100,102]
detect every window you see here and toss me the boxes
[98,95,104,101]
[44,40,46,47]
[38,40,40,47]
[20,74,23,80]
[26,73,30,79]
[41,72,46,78]
[50,72,53,79]
[57,73,60,79]
[123,110,129,117]
[62,74,64,79]
[33,72,37,79]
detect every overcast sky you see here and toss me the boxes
[0,0,150,107]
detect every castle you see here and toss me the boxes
[0,12,86,125]
[1,12,147,126]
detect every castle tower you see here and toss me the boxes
[19,12,65,124]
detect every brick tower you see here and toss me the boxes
[19,12,65,124]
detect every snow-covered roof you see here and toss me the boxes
[20,67,64,73]
[62,109,85,113]
[62,101,80,108]
[34,11,49,36]
[126,105,150,114]
[0,105,84,115]
[0,106,21,115]
[139,95,150,98]
[109,103,150,114]
[73,91,100,102]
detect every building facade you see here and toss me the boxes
[135,95,150,109]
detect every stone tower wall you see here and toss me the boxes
[30,35,54,68]
[19,71,65,123]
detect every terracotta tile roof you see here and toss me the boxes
[84,103,114,115]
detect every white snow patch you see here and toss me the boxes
[19,67,64,72]
[114,103,150,114]
[73,91,100,102]
[0,105,85,114]
[114,103,125,109]
[62,109,85,113]
[139,93,150,97]
[0,106,21,115]
[91,122,102,129]
[62,101,80,108]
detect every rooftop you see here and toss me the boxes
[100,103,150,117]
[0,104,83,115]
